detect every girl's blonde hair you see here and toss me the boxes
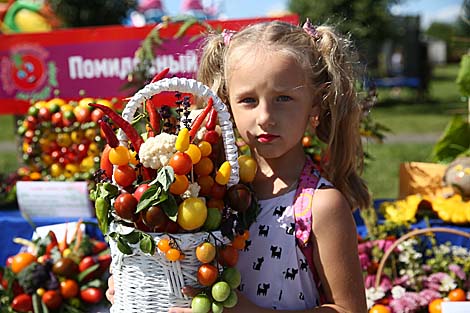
[197,20,371,210]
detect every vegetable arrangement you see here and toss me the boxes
[90,69,259,312]
[17,97,112,181]
[0,225,111,313]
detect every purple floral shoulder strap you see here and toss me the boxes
[293,157,327,304]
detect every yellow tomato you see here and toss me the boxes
[238,155,257,183]
[177,198,207,231]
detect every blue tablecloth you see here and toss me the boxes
[0,209,103,265]
[1,205,469,266]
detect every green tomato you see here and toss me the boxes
[211,281,231,302]
[222,267,241,289]
[212,301,224,313]
[222,290,238,308]
[191,294,211,313]
[202,207,222,231]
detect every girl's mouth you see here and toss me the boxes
[257,134,279,143]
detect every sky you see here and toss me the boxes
[163,0,464,29]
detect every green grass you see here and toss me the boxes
[371,64,465,135]
[0,115,16,142]
[363,63,464,200]
[363,142,434,199]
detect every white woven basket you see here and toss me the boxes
[109,77,239,312]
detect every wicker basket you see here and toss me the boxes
[374,227,470,289]
[109,77,239,313]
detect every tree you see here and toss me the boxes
[288,0,403,68]
[48,0,136,28]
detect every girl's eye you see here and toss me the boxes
[240,97,256,104]
[276,95,292,102]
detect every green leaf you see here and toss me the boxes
[160,193,178,222]
[139,234,156,255]
[153,166,175,191]
[456,54,470,96]
[77,263,100,283]
[136,185,160,213]
[117,237,133,255]
[123,231,141,244]
[174,19,198,38]
[430,115,470,163]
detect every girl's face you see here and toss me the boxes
[227,47,317,161]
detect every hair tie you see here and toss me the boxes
[302,18,321,41]
[222,29,236,46]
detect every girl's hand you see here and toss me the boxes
[106,274,115,304]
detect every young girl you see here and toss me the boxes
[195,19,368,312]
[109,19,370,313]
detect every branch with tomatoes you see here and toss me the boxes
[0,226,110,313]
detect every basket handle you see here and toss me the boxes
[118,77,240,186]
[374,227,470,289]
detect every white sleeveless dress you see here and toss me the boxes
[235,179,331,310]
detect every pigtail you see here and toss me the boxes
[314,26,371,210]
[197,32,229,104]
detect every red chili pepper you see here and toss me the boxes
[189,98,213,142]
[45,231,58,256]
[145,99,161,137]
[150,67,170,83]
[89,103,144,152]
[98,119,120,148]
[205,108,218,131]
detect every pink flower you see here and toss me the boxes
[359,253,371,270]
[365,274,392,292]
[389,292,420,312]
[449,264,466,281]
[418,289,442,306]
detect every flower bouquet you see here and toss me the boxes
[89,70,258,313]
[0,223,111,312]
[360,208,470,313]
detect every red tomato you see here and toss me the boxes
[203,130,219,144]
[75,107,91,123]
[169,152,192,175]
[218,245,239,267]
[51,111,63,127]
[133,183,151,201]
[11,294,33,312]
[114,165,137,188]
[91,109,105,122]
[42,290,62,309]
[38,107,51,122]
[114,193,138,220]
[79,256,97,273]
[60,279,79,299]
[80,287,104,304]
[197,264,219,286]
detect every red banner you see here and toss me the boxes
[0,15,299,115]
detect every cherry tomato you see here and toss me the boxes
[196,242,216,263]
[114,193,138,221]
[210,182,226,200]
[133,183,150,201]
[203,130,219,144]
[218,245,239,267]
[80,287,103,304]
[11,294,33,312]
[166,248,181,261]
[114,165,137,188]
[197,141,212,157]
[157,238,171,253]
[60,279,79,299]
[11,253,36,274]
[197,175,214,196]
[169,152,192,175]
[42,290,63,310]
[197,264,218,286]
[91,108,105,122]
[169,174,189,195]
[194,157,214,177]
[109,146,130,166]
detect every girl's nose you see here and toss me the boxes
[256,100,275,129]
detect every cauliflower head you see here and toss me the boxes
[139,133,177,169]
